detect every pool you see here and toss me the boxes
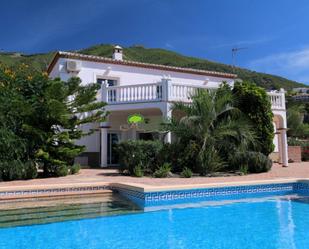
[0,194,309,248]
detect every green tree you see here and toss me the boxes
[233,81,274,156]
[0,63,107,179]
[287,105,309,138]
[165,87,256,175]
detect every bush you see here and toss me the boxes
[133,164,144,177]
[230,151,272,173]
[23,160,38,179]
[55,164,69,177]
[117,140,163,175]
[44,161,69,177]
[0,160,38,181]
[70,164,81,175]
[153,163,171,178]
[0,160,24,181]
[181,167,192,178]
[159,141,200,173]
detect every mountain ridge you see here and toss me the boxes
[0,44,306,90]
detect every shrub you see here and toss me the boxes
[70,164,81,175]
[153,163,171,178]
[230,151,272,173]
[248,153,272,173]
[44,160,69,177]
[133,164,144,177]
[181,167,192,178]
[233,81,274,156]
[159,141,200,173]
[239,164,248,175]
[55,164,69,177]
[23,160,38,179]
[198,146,225,175]
[117,140,163,175]
[0,160,24,181]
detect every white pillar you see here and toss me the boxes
[162,78,172,102]
[281,129,289,167]
[162,103,172,143]
[278,131,283,164]
[100,122,109,168]
[101,80,108,103]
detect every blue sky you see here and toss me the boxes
[1,0,309,84]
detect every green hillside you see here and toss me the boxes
[0,44,306,90]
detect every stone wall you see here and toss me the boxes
[288,146,302,162]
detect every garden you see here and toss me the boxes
[0,63,275,181]
[117,82,275,178]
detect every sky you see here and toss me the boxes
[1,0,309,84]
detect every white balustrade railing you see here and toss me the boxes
[268,91,286,110]
[168,83,211,102]
[102,83,163,103]
[101,81,286,110]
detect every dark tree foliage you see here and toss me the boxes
[0,63,107,180]
[233,81,274,156]
[163,86,257,175]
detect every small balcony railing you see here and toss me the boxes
[268,91,286,110]
[101,81,286,111]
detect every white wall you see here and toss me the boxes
[50,58,234,88]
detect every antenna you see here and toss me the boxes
[232,47,248,71]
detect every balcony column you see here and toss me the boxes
[278,131,283,164]
[101,80,108,103]
[100,122,110,168]
[281,129,289,167]
[279,88,286,110]
[162,103,172,143]
[162,78,172,102]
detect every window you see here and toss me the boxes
[138,132,160,141]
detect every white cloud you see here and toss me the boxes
[165,43,174,49]
[248,48,309,84]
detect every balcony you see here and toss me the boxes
[101,81,286,111]
[268,91,286,110]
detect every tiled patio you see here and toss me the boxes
[0,162,308,189]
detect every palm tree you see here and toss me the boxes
[166,87,256,175]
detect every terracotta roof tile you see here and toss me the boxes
[47,51,237,79]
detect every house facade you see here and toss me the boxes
[48,46,288,168]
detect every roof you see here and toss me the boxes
[47,51,237,79]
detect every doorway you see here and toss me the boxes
[107,132,120,165]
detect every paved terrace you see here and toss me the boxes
[0,163,308,190]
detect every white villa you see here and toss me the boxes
[47,46,289,168]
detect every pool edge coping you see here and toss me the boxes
[0,178,309,200]
[110,178,309,193]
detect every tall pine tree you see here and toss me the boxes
[0,63,107,179]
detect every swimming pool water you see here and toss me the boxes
[0,194,141,228]
[0,195,308,249]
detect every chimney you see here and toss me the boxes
[112,45,123,61]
